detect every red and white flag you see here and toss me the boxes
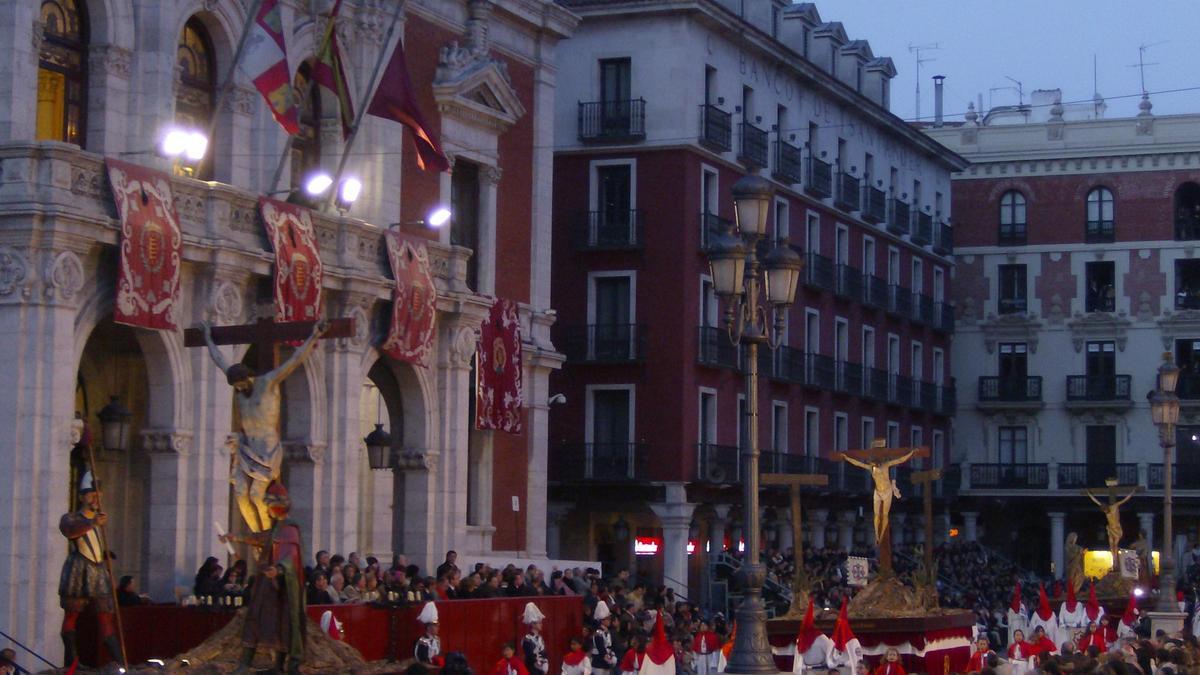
[240,0,299,134]
[475,298,523,434]
[381,231,437,366]
[105,159,183,330]
[259,197,323,322]
[312,0,354,140]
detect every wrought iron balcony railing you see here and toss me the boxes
[772,141,803,184]
[559,324,644,363]
[699,104,732,152]
[978,376,1043,402]
[1065,374,1132,401]
[888,199,911,235]
[578,209,642,250]
[863,185,887,224]
[578,99,647,142]
[806,156,832,198]
[553,442,647,482]
[738,122,768,169]
[836,173,860,212]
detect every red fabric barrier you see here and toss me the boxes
[76,596,583,670]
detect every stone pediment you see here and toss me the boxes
[1158,309,1200,350]
[979,313,1043,354]
[1066,311,1131,352]
[433,44,525,132]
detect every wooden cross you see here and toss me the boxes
[835,439,929,576]
[1082,478,1143,559]
[910,468,943,576]
[183,317,355,373]
[761,471,829,610]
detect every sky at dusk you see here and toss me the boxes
[814,0,1200,122]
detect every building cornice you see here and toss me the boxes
[950,150,1200,180]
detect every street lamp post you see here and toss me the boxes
[1150,352,1181,613]
[707,173,802,674]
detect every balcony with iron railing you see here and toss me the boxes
[697,443,741,483]
[862,185,887,224]
[806,156,832,198]
[835,172,860,212]
[699,104,732,152]
[969,463,1049,489]
[578,98,647,143]
[1085,218,1115,244]
[888,199,911,236]
[804,252,836,293]
[697,325,739,370]
[738,122,769,169]
[888,284,912,318]
[834,361,864,396]
[934,221,953,255]
[862,366,889,402]
[835,263,862,300]
[804,353,836,390]
[578,209,642,250]
[1149,463,1200,489]
[891,373,914,408]
[1057,463,1138,489]
[553,442,647,482]
[862,274,888,310]
[699,211,734,251]
[912,211,933,245]
[1065,374,1132,408]
[977,376,1043,410]
[559,324,644,363]
[912,292,936,325]
[936,302,954,333]
[773,140,803,185]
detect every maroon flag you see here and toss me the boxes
[367,37,450,172]
[380,231,437,366]
[259,197,324,322]
[312,0,354,140]
[475,298,523,434]
[240,0,299,134]
[105,159,183,330]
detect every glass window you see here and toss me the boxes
[1086,187,1115,242]
[37,0,89,145]
[998,264,1027,314]
[451,160,481,291]
[999,191,1027,244]
[998,426,1027,463]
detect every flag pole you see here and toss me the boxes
[205,0,266,149]
[322,0,406,212]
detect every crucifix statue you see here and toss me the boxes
[761,471,828,616]
[184,317,353,532]
[835,439,928,575]
[1083,478,1142,562]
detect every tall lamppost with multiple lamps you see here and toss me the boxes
[706,174,803,673]
[1150,353,1182,620]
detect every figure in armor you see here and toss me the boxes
[58,471,123,668]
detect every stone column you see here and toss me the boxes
[963,512,979,542]
[808,508,828,550]
[838,511,857,553]
[143,431,194,600]
[1139,512,1155,555]
[546,503,571,559]
[284,444,324,550]
[710,504,731,554]
[776,508,794,553]
[523,312,563,558]
[1049,512,1065,579]
[651,484,697,598]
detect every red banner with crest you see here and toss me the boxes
[380,231,437,366]
[259,197,324,322]
[475,298,523,434]
[105,159,183,330]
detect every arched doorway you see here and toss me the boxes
[360,359,406,558]
[74,318,150,588]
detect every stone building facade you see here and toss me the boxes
[0,0,573,660]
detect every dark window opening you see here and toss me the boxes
[290,61,322,199]
[451,160,481,291]
[1085,425,1117,486]
[1176,259,1200,310]
[1175,182,1200,240]
[1085,261,1115,312]
[999,190,1027,244]
[998,264,1027,314]
[998,426,1027,463]
[1086,187,1115,242]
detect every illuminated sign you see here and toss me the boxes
[687,540,698,555]
[635,537,661,556]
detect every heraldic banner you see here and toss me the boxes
[259,197,324,322]
[105,159,183,330]
[475,298,523,434]
[380,231,437,366]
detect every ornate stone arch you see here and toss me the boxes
[359,349,434,455]
[172,0,244,80]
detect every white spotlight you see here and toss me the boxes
[427,206,452,228]
[160,128,189,157]
[184,131,209,162]
[305,172,334,196]
[340,177,363,205]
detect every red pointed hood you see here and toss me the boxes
[1036,583,1054,621]
[1010,581,1023,613]
[1065,580,1078,611]
[646,610,675,665]
[832,598,857,652]
[1086,581,1101,621]
[1121,593,1138,626]
[795,598,823,653]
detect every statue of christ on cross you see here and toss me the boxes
[837,439,924,546]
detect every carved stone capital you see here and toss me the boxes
[482,165,502,185]
[285,442,327,464]
[89,45,133,80]
[394,448,437,472]
[0,246,33,301]
[209,280,245,325]
[142,429,194,455]
[449,326,479,367]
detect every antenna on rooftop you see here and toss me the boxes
[1004,76,1024,106]
[908,42,940,121]
[1128,41,1166,95]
